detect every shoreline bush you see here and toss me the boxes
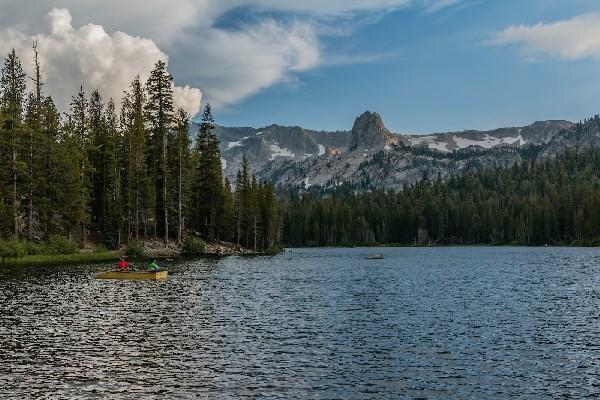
[182,237,206,256]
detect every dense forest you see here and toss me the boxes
[283,148,600,247]
[0,48,280,252]
[7,45,600,253]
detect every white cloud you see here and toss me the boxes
[181,19,320,107]
[0,0,214,45]
[0,1,460,112]
[250,0,411,15]
[490,13,600,60]
[0,8,201,115]
[173,85,202,116]
[422,0,462,13]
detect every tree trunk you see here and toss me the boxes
[236,198,240,248]
[177,143,182,245]
[163,130,168,244]
[30,42,41,240]
[135,189,139,240]
[12,146,18,239]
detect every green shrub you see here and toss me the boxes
[94,244,108,253]
[0,240,27,260]
[264,244,285,255]
[182,237,206,256]
[25,241,46,256]
[125,241,145,258]
[47,235,78,255]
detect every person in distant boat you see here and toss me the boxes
[117,257,129,271]
[147,259,159,271]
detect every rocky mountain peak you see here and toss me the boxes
[349,111,398,151]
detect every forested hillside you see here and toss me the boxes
[283,148,600,247]
[0,48,280,252]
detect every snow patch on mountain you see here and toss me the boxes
[501,134,526,145]
[453,134,526,149]
[408,136,450,152]
[270,143,295,160]
[226,136,250,150]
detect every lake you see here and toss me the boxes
[2,247,600,398]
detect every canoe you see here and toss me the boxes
[96,270,168,280]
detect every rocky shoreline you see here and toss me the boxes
[140,238,270,258]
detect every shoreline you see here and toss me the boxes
[286,243,598,249]
[0,241,284,268]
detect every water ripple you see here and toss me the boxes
[2,247,600,398]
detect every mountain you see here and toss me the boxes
[349,111,398,151]
[192,112,598,190]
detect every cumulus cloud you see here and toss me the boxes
[0,0,214,45]
[173,85,203,115]
[0,1,461,113]
[490,13,600,60]
[0,8,201,115]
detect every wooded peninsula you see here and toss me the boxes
[0,48,281,259]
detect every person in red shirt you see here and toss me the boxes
[117,257,129,271]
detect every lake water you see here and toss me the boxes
[2,247,600,398]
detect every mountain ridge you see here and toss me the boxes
[191,112,589,190]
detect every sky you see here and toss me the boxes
[2,1,600,134]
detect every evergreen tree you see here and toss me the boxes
[145,61,174,243]
[172,108,191,244]
[122,76,150,239]
[38,97,60,235]
[192,103,224,239]
[0,49,26,238]
[68,85,91,243]
[101,100,121,248]
[89,89,105,226]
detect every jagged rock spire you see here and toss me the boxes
[349,111,398,151]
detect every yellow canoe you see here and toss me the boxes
[96,270,168,280]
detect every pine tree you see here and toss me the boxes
[89,89,105,226]
[101,100,121,248]
[145,61,174,243]
[122,76,149,239]
[68,86,91,243]
[192,103,224,239]
[60,110,91,240]
[39,97,60,235]
[220,178,234,242]
[172,108,191,244]
[0,49,26,238]
[235,156,251,248]
[26,41,43,240]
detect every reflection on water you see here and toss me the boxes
[2,247,600,398]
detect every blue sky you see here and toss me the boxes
[3,1,600,135]
[210,0,600,133]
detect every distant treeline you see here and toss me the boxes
[0,48,280,251]
[283,148,600,247]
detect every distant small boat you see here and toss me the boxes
[366,254,384,260]
[96,271,168,280]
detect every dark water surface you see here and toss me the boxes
[2,247,600,399]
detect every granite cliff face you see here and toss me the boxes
[191,111,599,190]
[349,111,398,151]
